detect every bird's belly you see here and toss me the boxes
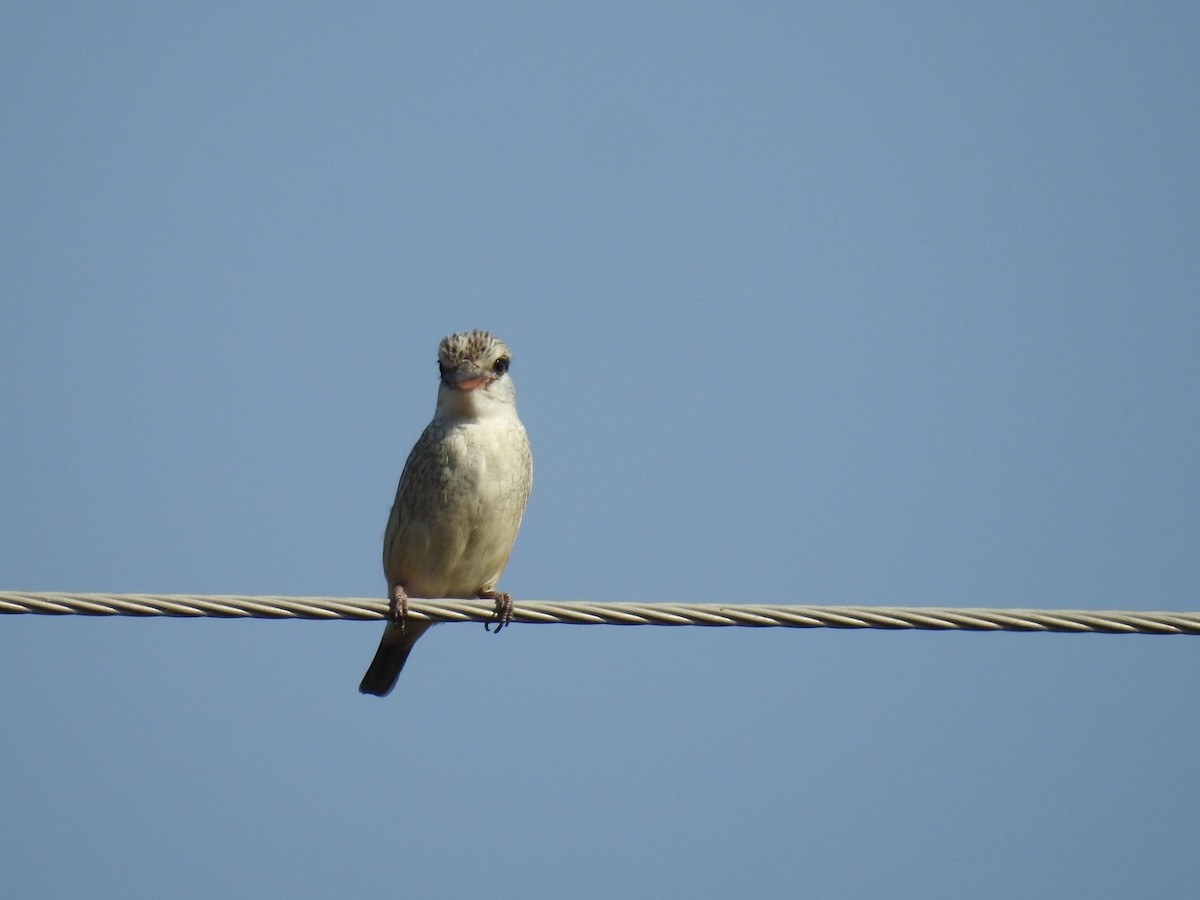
[385,421,529,598]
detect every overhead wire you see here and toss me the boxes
[2,592,1198,635]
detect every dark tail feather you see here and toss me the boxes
[358,621,435,697]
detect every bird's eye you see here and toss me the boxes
[492,357,510,375]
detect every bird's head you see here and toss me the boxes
[434,330,518,418]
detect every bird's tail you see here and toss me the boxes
[358,620,435,697]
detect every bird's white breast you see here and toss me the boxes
[384,406,532,599]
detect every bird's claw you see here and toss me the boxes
[482,590,513,633]
[388,584,410,633]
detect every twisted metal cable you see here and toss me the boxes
[1,592,1198,635]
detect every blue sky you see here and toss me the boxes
[2,3,1198,898]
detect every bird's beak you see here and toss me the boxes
[444,365,494,392]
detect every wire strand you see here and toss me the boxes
[1,592,1198,635]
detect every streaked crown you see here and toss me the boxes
[438,330,512,374]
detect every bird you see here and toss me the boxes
[359,330,533,697]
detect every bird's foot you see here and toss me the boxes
[388,584,410,633]
[481,590,513,633]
